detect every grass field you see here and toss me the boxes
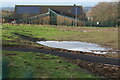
[2,50,97,78]
[2,24,118,49]
[1,23,118,78]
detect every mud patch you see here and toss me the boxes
[34,57,56,60]
[5,53,17,56]
[66,59,120,78]
[13,33,47,42]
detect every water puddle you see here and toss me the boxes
[37,41,112,54]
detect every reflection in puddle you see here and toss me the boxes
[37,41,111,54]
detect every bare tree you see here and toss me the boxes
[86,2,118,26]
[117,1,120,26]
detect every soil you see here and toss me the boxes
[56,27,118,32]
[65,58,120,78]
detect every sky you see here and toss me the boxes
[1,0,119,7]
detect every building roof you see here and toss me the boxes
[15,5,82,7]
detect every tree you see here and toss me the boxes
[117,1,120,26]
[86,2,118,26]
[2,10,14,23]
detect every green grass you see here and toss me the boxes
[2,24,117,78]
[2,50,97,78]
[2,24,118,49]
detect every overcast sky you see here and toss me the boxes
[1,0,119,7]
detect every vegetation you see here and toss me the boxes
[86,2,119,27]
[2,24,102,78]
[2,50,97,78]
[1,1,119,78]
[2,24,118,49]
[2,22,118,78]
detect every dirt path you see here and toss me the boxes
[2,47,120,66]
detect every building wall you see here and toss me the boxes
[15,6,40,14]
[15,5,84,19]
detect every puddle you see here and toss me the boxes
[37,41,112,54]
